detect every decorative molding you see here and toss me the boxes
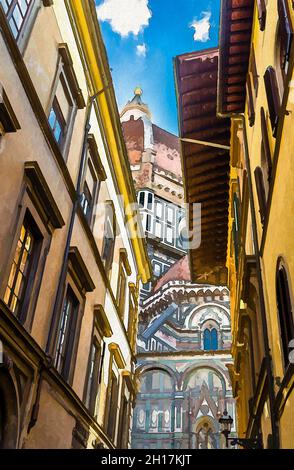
[87,134,106,180]
[94,304,113,338]
[119,248,131,276]
[0,86,21,132]
[24,161,65,228]
[108,343,126,369]
[68,247,95,292]
[122,370,136,395]
[58,44,85,109]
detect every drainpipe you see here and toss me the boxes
[46,87,109,356]
[233,113,279,448]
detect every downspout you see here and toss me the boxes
[46,87,108,356]
[233,113,279,449]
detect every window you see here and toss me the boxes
[4,211,41,322]
[232,192,240,268]
[257,0,266,31]
[101,202,116,276]
[80,135,105,226]
[80,181,92,221]
[260,107,272,184]
[106,371,119,440]
[48,76,73,150]
[153,261,162,277]
[1,0,34,40]
[277,0,293,78]
[264,66,280,138]
[85,338,101,415]
[52,247,94,383]
[48,44,85,153]
[203,329,218,351]
[48,96,66,146]
[254,167,267,225]
[117,263,127,318]
[276,260,294,369]
[2,162,64,327]
[127,284,137,349]
[55,285,79,380]
[138,191,186,251]
[117,395,129,448]
[0,86,20,133]
[246,74,255,126]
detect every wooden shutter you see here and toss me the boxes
[232,193,240,269]
[260,107,272,180]
[246,74,255,126]
[257,0,266,31]
[254,167,267,225]
[278,0,294,65]
[232,221,239,270]
[263,67,280,137]
[276,265,294,367]
[250,46,259,96]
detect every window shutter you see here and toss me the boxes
[263,67,280,137]
[257,0,266,31]
[246,74,255,126]
[254,167,267,225]
[233,192,240,232]
[260,107,272,180]
[232,221,239,270]
[278,0,294,65]
[250,46,259,96]
[232,193,240,269]
[276,265,294,367]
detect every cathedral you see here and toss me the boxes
[120,89,236,449]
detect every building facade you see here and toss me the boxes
[0,0,150,449]
[217,0,294,449]
[175,0,294,449]
[120,90,236,449]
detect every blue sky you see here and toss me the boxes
[96,0,220,135]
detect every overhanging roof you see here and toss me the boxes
[218,0,254,115]
[175,48,231,285]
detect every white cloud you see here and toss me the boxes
[96,0,152,37]
[190,11,211,43]
[136,43,147,57]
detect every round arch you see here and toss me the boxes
[185,303,231,330]
[135,363,178,390]
[181,364,228,393]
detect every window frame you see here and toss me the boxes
[276,258,294,371]
[51,247,94,385]
[127,282,137,350]
[84,333,102,416]
[80,134,106,228]
[48,62,76,157]
[55,283,80,381]
[47,44,85,159]
[101,201,116,277]
[3,209,43,324]
[116,249,131,320]
[0,162,60,330]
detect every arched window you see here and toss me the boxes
[211,329,218,350]
[203,328,218,351]
[276,260,294,368]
